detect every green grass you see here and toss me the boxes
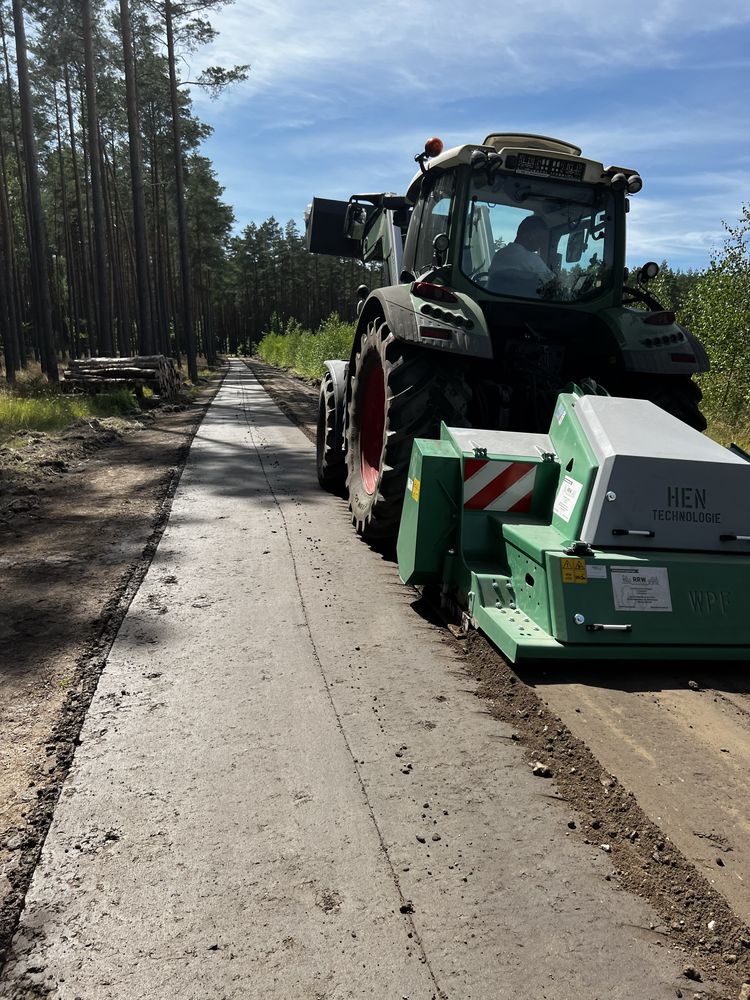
[256,314,354,380]
[0,388,139,443]
[705,412,750,452]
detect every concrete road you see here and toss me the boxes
[1,362,693,999]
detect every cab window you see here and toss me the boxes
[413,172,455,276]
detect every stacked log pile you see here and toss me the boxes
[62,356,182,400]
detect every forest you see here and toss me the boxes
[0,0,747,439]
[0,0,366,391]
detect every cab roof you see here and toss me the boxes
[405,133,607,204]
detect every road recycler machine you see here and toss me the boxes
[305,132,750,661]
[397,387,750,660]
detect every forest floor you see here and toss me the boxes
[0,369,225,962]
[247,357,750,998]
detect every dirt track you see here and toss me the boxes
[248,358,750,990]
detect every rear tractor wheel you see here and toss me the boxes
[617,374,707,432]
[345,318,472,541]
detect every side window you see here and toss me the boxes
[413,172,455,275]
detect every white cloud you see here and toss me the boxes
[187,0,750,107]
[191,0,750,268]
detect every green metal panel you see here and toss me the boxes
[506,545,552,633]
[547,395,598,540]
[397,439,460,585]
[546,549,750,647]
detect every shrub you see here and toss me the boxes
[256,313,354,380]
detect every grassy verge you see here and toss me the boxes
[256,315,353,380]
[705,412,750,452]
[0,389,139,445]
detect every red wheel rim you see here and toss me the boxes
[360,357,385,496]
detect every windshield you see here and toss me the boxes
[460,173,614,303]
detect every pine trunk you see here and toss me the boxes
[165,0,197,381]
[119,0,153,355]
[12,0,58,381]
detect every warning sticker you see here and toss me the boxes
[553,476,583,523]
[411,478,421,502]
[555,401,567,425]
[611,567,672,612]
[586,564,607,580]
[561,558,587,584]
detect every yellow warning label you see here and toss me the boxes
[412,478,421,502]
[561,557,587,584]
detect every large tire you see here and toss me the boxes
[316,370,345,491]
[615,373,707,432]
[345,318,471,540]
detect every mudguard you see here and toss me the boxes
[357,286,493,360]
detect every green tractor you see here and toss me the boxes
[305,133,708,542]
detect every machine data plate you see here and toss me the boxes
[611,567,672,612]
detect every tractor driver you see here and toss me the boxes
[488,215,553,294]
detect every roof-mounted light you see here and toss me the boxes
[424,136,444,158]
[415,136,444,173]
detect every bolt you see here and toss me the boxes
[574,613,585,625]
[606,491,617,502]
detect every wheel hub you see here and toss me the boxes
[360,358,385,496]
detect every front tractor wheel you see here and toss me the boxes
[316,370,346,492]
[345,319,471,541]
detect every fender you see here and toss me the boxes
[356,286,493,360]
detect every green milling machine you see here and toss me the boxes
[397,387,750,661]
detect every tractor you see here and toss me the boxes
[305,133,709,543]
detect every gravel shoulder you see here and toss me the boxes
[0,372,224,963]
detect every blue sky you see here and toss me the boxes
[189,0,750,271]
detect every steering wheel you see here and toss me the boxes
[622,285,663,310]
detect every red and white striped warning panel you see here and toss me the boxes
[463,458,537,512]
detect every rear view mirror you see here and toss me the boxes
[433,232,450,266]
[344,202,368,241]
[565,229,586,263]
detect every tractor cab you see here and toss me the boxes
[401,133,638,313]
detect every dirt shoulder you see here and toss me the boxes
[0,370,225,965]
[252,357,750,998]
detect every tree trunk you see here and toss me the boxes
[165,0,197,381]
[0,113,21,379]
[82,0,112,355]
[12,0,58,381]
[119,0,153,355]
[64,64,93,359]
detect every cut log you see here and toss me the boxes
[63,354,181,400]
